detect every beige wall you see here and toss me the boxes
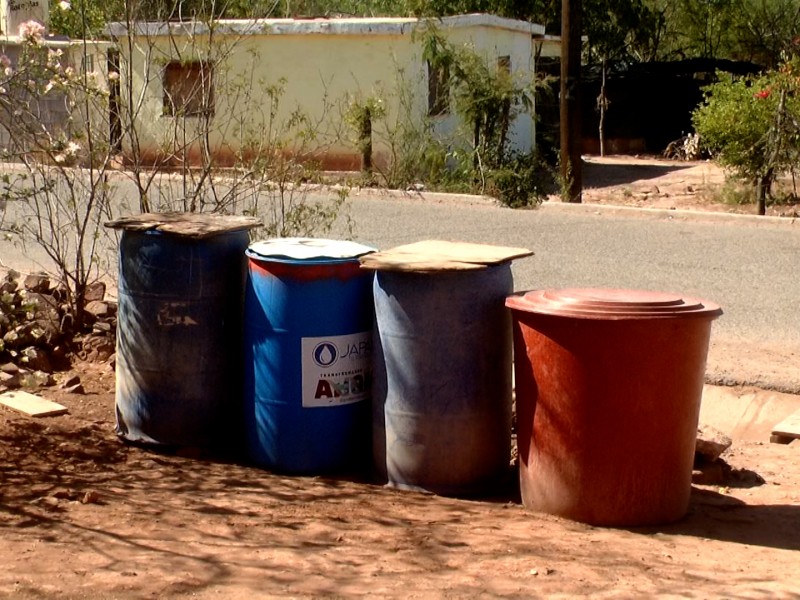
[117,20,538,170]
[444,24,536,153]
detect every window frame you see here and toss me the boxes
[427,60,450,117]
[162,60,215,118]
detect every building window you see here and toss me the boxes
[497,55,511,75]
[427,61,450,116]
[81,54,95,75]
[162,60,214,117]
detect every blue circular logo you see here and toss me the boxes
[313,342,338,367]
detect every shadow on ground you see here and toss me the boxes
[583,160,694,189]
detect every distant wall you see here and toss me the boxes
[114,18,540,170]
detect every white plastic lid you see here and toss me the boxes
[248,237,376,260]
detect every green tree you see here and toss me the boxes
[49,0,113,38]
[730,0,800,68]
[693,60,800,214]
[583,0,663,154]
[421,27,550,206]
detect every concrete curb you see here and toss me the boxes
[539,200,800,226]
[345,186,500,207]
[706,372,800,397]
[346,185,800,226]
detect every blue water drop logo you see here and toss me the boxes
[313,342,338,367]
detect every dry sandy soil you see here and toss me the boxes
[577,155,799,216]
[1,156,799,599]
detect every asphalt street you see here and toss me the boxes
[332,192,800,391]
[2,188,799,389]
[336,193,797,341]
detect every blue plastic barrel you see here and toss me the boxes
[113,222,252,448]
[371,264,513,495]
[243,238,376,474]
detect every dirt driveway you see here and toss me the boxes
[1,156,799,599]
[577,155,798,216]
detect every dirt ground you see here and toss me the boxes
[576,155,800,217]
[2,156,799,599]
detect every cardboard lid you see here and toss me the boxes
[247,237,376,261]
[359,240,533,272]
[506,288,722,320]
[105,212,260,238]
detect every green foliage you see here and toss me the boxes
[422,27,534,168]
[50,0,107,39]
[344,95,386,175]
[641,0,800,66]
[731,0,800,68]
[486,151,552,208]
[416,27,552,206]
[49,0,108,38]
[692,58,800,210]
[584,0,664,63]
[693,74,775,181]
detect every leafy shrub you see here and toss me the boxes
[487,151,554,208]
[692,58,800,213]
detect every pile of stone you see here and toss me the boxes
[0,270,116,392]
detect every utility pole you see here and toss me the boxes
[560,0,583,202]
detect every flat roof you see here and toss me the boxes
[107,13,546,38]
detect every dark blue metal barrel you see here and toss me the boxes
[108,213,258,449]
[243,238,376,474]
[371,264,514,495]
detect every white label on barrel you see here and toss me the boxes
[301,332,372,407]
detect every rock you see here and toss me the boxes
[0,278,17,294]
[92,321,113,334]
[64,383,85,394]
[23,273,51,294]
[81,490,101,504]
[84,281,106,302]
[3,329,22,348]
[0,362,20,374]
[0,370,20,389]
[696,424,733,463]
[27,325,46,343]
[692,461,728,486]
[22,370,54,388]
[59,374,81,388]
[85,301,112,318]
[83,335,115,362]
[20,347,52,373]
[49,345,67,365]
[26,292,61,322]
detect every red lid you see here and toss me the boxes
[505,288,722,320]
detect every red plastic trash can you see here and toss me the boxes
[506,288,722,526]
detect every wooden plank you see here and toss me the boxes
[0,391,68,417]
[770,408,800,444]
[360,240,534,272]
[105,212,261,238]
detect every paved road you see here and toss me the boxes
[3,189,799,390]
[332,192,800,391]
